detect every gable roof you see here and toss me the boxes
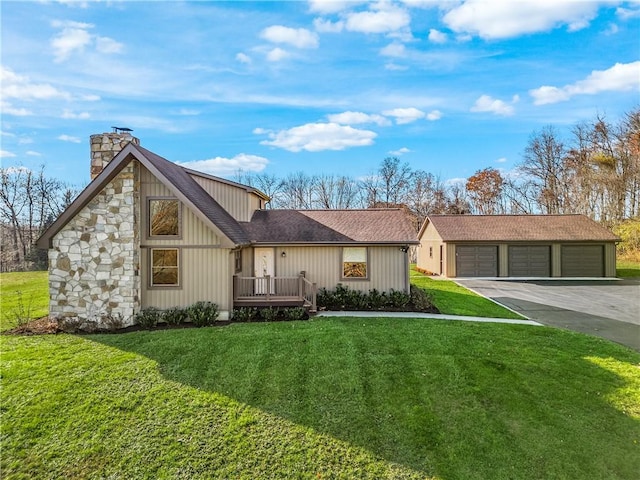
[37,143,250,248]
[421,214,620,242]
[242,209,419,245]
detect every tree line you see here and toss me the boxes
[1,107,638,271]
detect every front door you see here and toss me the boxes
[254,248,275,294]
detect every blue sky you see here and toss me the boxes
[1,0,639,187]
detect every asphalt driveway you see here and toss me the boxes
[455,278,640,351]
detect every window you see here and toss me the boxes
[342,247,368,279]
[151,248,180,286]
[429,246,433,258]
[149,198,180,237]
[234,250,242,273]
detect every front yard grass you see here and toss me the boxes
[617,258,640,278]
[0,270,48,330]
[2,319,639,479]
[410,268,524,319]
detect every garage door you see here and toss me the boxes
[508,245,551,277]
[561,245,604,277]
[456,245,498,277]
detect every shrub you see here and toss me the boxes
[259,307,280,321]
[135,307,162,329]
[162,306,188,326]
[101,313,124,331]
[283,306,307,320]
[367,289,387,309]
[10,290,34,326]
[388,289,410,308]
[57,316,83,333]
[410,285,435,312]
[232,307,258,322]
[187,301,219,327]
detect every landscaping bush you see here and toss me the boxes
[101,313,124,332]
[187,301,219,327]
[388,289,410,308]
[259,307,280,322]
[232,307,258,322]
[317,283,437,313]
[410,285,435,312]
[282,306,308,320]
[162,307,188,326]
[134,307,162,329]
[367,289,387,309]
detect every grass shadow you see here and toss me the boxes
[92,318,640,479]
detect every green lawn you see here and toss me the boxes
[2,319,639,479]
[0,270,48,330]
[410,268,524,319]
[617,258,640,278]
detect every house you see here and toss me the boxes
[37,131,418,326]
[416,214,619,278]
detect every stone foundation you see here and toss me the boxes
[49,162,140,326]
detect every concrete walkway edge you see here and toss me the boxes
[453,280,531,320]
[315,310,543,326]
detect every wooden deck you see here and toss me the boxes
[233,274,317,312]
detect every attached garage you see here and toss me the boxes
[561,245,604,277]
[417,214,619,278]
[508,245,551,277]
[456,245,498,277]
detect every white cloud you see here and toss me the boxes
[179,153,269,175]
[50,20,124,62]
[95,36,124,54]
[261,25,319,49]
[470,94,519,116]
[0,101,33,116]
[58,134,81,143]
[266,47,289,62]
[258,122,377,152]
[345,3,411,34]
[51,26,92,62]
[442,0,601,39]
[389,147,411,156]
[530,61,640,105]
[1,67,70,101]
[496,157,507,163]
[26,151,42,157]
[428,28,447,43]
[308,0,363,14]
[382,107,426,124]
[18,137,34,145]
[426,109,443,120]
[380,42,406,57]
[0,150,17,158]
[61,109,90,119]
[327,111,391,126]
[236,52,252,64]
[385,63,409,71]
[178,108,200,116]
[616,6,640,20]
[0,131,16,137]
[313,18,344,33]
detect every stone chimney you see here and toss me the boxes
[90,130,140,179]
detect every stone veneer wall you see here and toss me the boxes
[91,133,140,179]
[48,162,140,326]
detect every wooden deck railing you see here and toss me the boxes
[233,273,317,312]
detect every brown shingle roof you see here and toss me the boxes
[424,215,619,242]
[242,209,419,244]
[38,143,250,248]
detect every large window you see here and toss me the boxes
[149,198,180,237]
[342,247,368,279]
[151,248,180,286]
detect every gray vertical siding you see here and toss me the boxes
[190,173,261,222]
[270,245,408,293]
[140,166,232,316]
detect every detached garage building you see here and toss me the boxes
[417,215,619,278]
